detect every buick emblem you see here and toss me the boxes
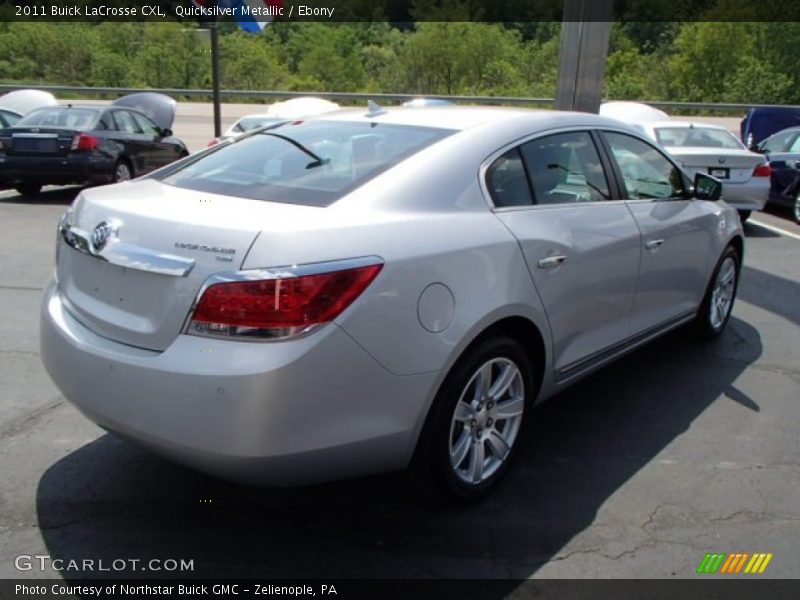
[90,221,116,253]
[718,157,726,164]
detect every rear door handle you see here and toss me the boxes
[645,239,665,250]
[537,255,567,269]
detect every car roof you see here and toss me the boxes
[315,105,640,133]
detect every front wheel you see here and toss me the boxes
[793,192,800,224]
[737,210,751,223]
[691,246,740,339]
[410,336,535,502]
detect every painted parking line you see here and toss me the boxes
[748,218,800,241]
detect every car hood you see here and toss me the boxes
[112,92,177,130]
[0,89,57,115]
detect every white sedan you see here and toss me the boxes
[637,121,770,222]
[208,97,340,146]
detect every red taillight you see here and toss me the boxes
[187,263,383,339]
[753,163,771,177]
[207,138,219,147]
[71,132,99,151]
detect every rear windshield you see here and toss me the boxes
[161,120,454,206]
[16,107,99,129]
[232,116,283,133]
[655,126,744,150]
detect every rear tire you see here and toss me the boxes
[113,160,133,183]
[737,210,751,223]
[409,335,535,503]
[15,183,41,197]
[793,192,800,224]
[691,245,740,340]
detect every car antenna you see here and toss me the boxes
[366,100,387,118]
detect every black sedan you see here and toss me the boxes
[757,126,800,223]
[0,93,188,197]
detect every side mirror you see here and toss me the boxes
[693,172,722,201]
[160,128,173,138]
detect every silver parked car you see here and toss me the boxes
[41,107,744,501]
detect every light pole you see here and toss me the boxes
[554,0,613,113]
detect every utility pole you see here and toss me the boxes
[209,1,222,137]
[554,0,613,113]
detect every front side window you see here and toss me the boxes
[520,131,610,204]
[160,120,453,206]
[604,132,687,200]
[132,112,161,135]
[113,111,143,134]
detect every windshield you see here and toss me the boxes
[231,116,283,133]
[655,126,744,150]
[161,120,454,207]
[16,107,99,129]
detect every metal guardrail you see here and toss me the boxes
[2,84,800,113]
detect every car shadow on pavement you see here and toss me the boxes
[35,316,763,586]
[0,186,81,206]
[740,266,800,327]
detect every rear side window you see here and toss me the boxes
[161,121,454,206]
[17,108,98,129]
[605,132,686,200]
[520,131,610,204]
[486,149,533,207]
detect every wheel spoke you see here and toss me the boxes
[453,401,474,423]
[467,440,485,483]
[495,395,524,420]
[473,362,492,402]
[486,430,510,460]
[488,363,517,401]
[450,431,471,467]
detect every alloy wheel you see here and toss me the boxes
[709,256,736,330]
[448,357,524,484]
[115,163,132,182]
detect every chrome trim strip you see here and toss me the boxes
[60,221,195,278]
[181,255,384,341]
[556,310,696,382]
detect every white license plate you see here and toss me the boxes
[709,168,729,179]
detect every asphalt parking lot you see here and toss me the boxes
[0,110,798,583]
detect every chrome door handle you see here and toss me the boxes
[537,255,567,269]
[645,239,665,250]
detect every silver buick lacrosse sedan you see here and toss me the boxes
[41,106,743,500]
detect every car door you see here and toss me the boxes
[600,130,719,335]
[131,111,183,169]
[489,129,642,379]
[110,109,152,174]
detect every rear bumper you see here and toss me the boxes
[720,178,769,211]
[40,279,437,486]
[0,153,114,185]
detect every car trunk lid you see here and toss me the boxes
[2,127,76,156]
[57,179,319,351]
[668,147,766,183]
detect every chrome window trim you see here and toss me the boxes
[478,124,668,212]
[181,255,385,343]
